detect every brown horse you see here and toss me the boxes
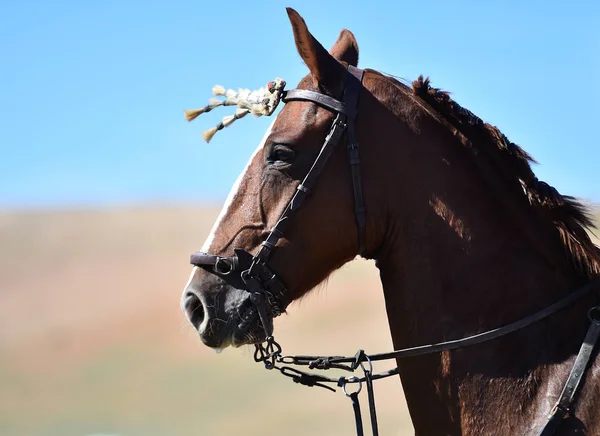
[181,8,600,435]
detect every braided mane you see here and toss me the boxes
[411,75,600,278]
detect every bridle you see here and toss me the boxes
[190,65,366,338]
[188,65,600,436]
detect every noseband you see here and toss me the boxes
[190,65,366,338]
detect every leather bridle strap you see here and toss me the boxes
[283,277,600,366]
[537,308,600,435]
[345,65,367,256]
[282,89,354,117]
[241,67,366,335]
[281,66,367,256]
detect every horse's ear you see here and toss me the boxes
[286,7,346,94]
[330,29,359,67]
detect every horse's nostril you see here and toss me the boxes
[184,293,205,330]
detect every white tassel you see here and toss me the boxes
[237,100,253,110]
[212,85,226,96]
[222,114,237,127]
[185,77,286,142]
[208,98,223,107]
[201,127,218,143]
[250,105,264,117]
[223,97,239,106]
[238,88,251,100]
[235,108,250,118]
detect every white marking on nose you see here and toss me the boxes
[200,118,277,252]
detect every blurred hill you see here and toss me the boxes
[1,206,597,436]
[0,205,411,436]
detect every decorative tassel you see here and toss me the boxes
[250,105,264,117]
[235,108,250,118]
[222,114,236,127]
[221,107,251,128]
[238,88,251,100]
[212,85,226,96]
[202,126,218,143]
[223,97,239,106]
[185,77,287,142]
[236,100,253,110]
[209,98,223,107]
[184,108,206,122]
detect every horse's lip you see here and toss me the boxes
[231,328,256,347]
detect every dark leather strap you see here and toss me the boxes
[349,392,364,436]
[364,368,379,436]
[190,252,220,266]
[345,65,367,256]
[280,277,600,365]
[190,252,236,274]
[282,89,355,118]
[537,314,600,436]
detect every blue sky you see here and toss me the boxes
[1,0,598,209]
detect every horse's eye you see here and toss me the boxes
[267,145,295,164]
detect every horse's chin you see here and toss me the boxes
[208,331,253,352]
[227,301,270,348]
[204,325,259,351]
[229,320,268,348]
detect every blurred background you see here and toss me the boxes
[1,1,598,435]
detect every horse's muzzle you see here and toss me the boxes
[182,269,266,349]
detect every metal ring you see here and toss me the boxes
[588,306,600,322]
[213,258,233,275]
[342,376,363,397]
[360,354,373,374]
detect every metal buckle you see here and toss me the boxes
[548,403,570,419]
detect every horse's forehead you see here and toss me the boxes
[276,102,315,128]
[271,100,331,141]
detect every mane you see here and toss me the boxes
[410,75,600,279]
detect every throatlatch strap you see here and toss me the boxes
[345,65,367,257]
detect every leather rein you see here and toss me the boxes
[189,66,600,436]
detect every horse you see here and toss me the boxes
[181,8,600,435]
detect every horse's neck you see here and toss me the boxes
[374,197,597,434]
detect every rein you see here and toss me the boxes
[253,279,600,436]
[189,66,600,436]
